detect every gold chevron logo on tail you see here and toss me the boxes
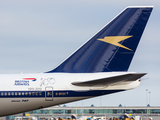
[97,36,133,51]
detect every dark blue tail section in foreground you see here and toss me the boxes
[47,6,153,73]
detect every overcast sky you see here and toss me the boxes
[0,0,160,107]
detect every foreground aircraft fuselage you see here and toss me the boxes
[0,72,143,116]
[0,6,153,117]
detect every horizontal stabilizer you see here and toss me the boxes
[72,73,146,87]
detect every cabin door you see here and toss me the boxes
[45,86,53,101]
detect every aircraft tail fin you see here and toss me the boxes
[47,6,153,73]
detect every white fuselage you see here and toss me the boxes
[0,72,140,117]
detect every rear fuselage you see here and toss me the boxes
[0,72,140,116]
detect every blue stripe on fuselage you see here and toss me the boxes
[0,90,124,98]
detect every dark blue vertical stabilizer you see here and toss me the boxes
[47,6,153,73]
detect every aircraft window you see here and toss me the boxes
[8,92,10,96]
[18,92,21,96]
[12,92,14,96]
[32,92,35,96]
[29,92,31,96]
[5,92,7,96]
[1,92,3,96]
[15,92,17,96]
[39,92,42,96]
[25,92,28,96]
[36,92,38,96]
[22,92,24,95]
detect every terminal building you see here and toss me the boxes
[5,105,160,120]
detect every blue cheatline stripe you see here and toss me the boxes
[0,90,124,98]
